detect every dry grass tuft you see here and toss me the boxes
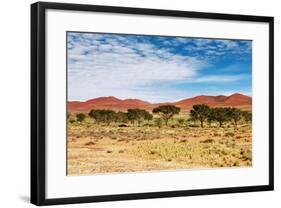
[67,121,252,175]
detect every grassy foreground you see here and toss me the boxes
[67,119,252,175]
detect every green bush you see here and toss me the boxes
[76,113,86,122]
[154,118,163,128]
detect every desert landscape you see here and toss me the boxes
[67,32,252,175]
[67,93,252,175]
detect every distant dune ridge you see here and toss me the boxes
[68,93,252,112]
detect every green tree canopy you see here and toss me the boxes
[212,107,231,127]
[88,109,116,125]
[152,105,180,125]
[127,108,153,126]
[207,108,216,126]
[189,104,210,128]
[115,111,129,123]
[242,111,252,123]
[228,108,243,129]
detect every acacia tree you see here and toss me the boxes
[242,111,252,123]
[189,104,210,128]
[142,110,153,122]
[207,108,216,127]
[88,109,102,124]
[127,109,152,126]
[88,109,116,125]
[115,111,128,123]
[152,105,180,125]
[228,108,243,129]
[212,107,230,127]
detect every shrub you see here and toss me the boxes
[69,119,76,123]
[177,118,185,126]
[154,118,163,128]
[76,113,86,122]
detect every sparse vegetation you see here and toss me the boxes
[76,113,86,123]
[68,104,252,175]
[242,111,252,123]
[88,109,116,125]
[212,107,230,127]
[228,108,243,129]
[177,118,185,127]
[154,117,163,129]
[127,108,152,126]
[190,104,210,128]
[152,105,180,125]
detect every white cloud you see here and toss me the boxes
[183,38,251,56]
[186,74,250,83]
[67,33,251,102]
[68,33,208,102]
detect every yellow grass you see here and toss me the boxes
[67,120,252,175]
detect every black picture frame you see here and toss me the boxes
[31,1,274,206]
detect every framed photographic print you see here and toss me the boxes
[31,1,274,206]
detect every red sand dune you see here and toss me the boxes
[68,93,251,112]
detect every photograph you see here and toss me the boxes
[30,2,274,205]
[67,32,253,175]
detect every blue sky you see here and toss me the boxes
[67,32,252,103]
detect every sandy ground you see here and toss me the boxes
[67,123,252,175]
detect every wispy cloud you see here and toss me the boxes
[67,32,252,102]
[186,74,250,83]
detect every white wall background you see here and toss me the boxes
[0,0,279,207]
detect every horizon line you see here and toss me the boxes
[68,92,252,104]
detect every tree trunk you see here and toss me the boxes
[200,120,204,128]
